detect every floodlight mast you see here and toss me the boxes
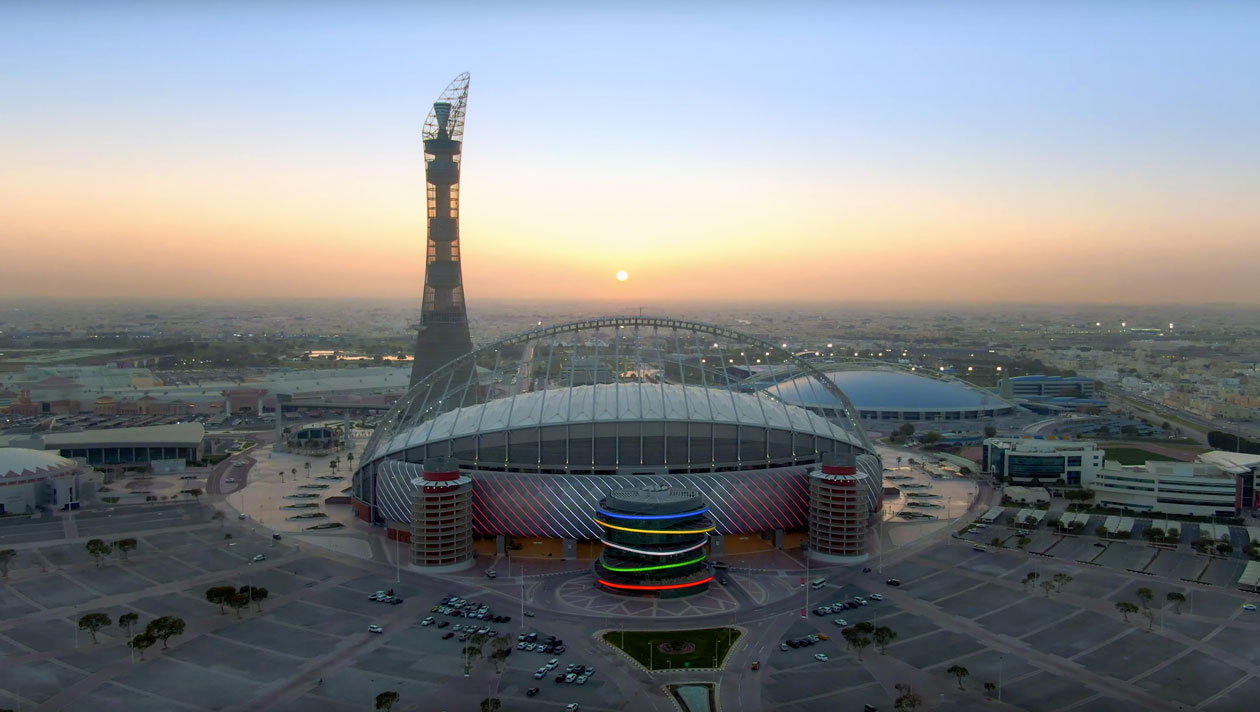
[411,72,475,389]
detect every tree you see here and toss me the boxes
[894,683,923,712]
[489,634,512,672]
[78,612,112,644]
[1052,573,1073,592]
[186,488,203,502]
[984,681,997,697]
[1216,541,1234,555]
[346,452,354,469]
[478,698,501,712]
[211,510,226,527]
[1136,587,1154,609]
[983,425,997,438]
[114,538,138,561]
[241,585,269,612]
[1144,527,1165,541]
[205,586,237,615]
[1141,608,1156,631]
[946,664,970,690]
[1022,571,1040,592]
[85,539,113,567]
[1167,527,1180,540]
[1017,536,1031,550]
[1095,526,1109,538]
[145,616,186,650]
[1040,580,1055,597]
[851,635,871,660]
[873,626,897,654]
[1167,591,1186,614]
[0,549,15,579]
[1115,601,1139,622]
[129,632,156,660]
[229,592,251,619]
[118,612,139,638]
[920,431,942,445]
[375,691,400,711]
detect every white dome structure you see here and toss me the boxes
[0,447,95,514]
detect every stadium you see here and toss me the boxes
[351,317,883,553]
[764,368,1017,423]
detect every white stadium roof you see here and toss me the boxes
[0,448,77,479]
[376,382,863,456]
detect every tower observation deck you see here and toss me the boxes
[410,72,475,389]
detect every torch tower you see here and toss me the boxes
[410,72,475,388]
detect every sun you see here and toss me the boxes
[616,270,629,282]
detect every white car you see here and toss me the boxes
[576,675,588,685]
[869,593,884,601]
[225,477,236,484]
[368,625,384,634]
[421,617,435,626]
[566,705,579,712]
[833,618,848,627]
[251,554,266,562]
[1244,603,1257,611]
[814,653,829,662]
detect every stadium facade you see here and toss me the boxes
[353,317,883,556]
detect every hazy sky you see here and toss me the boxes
[3,2,1259,304]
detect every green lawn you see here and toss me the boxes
[604,628,741,671]
[1100,447,1179,465]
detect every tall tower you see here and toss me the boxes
[410,72,475,388]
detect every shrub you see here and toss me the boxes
[101,497,119,504]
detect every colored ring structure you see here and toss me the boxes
[599,539,709,557]
[596,507,710,521]
[596,576,714,592]
[593,519,716,535]
[599,555,708,573]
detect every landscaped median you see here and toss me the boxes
[601,627,742,671]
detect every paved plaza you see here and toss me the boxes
[3,461,1260,711]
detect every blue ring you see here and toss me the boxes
[596,507,710,521]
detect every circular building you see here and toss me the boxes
[353,317,883,556]
[0,448,98,514]
[764,368,1016,424]
[593,486,714,597]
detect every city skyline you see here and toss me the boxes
[3,2,1260,304]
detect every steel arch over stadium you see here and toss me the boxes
[353,316,883,539]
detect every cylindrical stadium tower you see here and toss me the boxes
[593,487,714,598]
[808,453,871,563]
[410,456,474,569]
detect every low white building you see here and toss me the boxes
[0,448,101,514]
[1086,460,1238,517]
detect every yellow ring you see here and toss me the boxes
[593,518,716,535]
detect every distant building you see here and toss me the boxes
[1000,375,1106,409]
[0,423,205,472]
[1087,461,1238,518]
[766,368,1017,423]
[0,448,101,514]
[982,438,1104,487]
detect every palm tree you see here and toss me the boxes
[1167,591,1186,614]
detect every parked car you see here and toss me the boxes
[441,632,454,639]
[814,653,829,662]
[868,593,884,601]
[486,570,498,578]
[368,625,383,634]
